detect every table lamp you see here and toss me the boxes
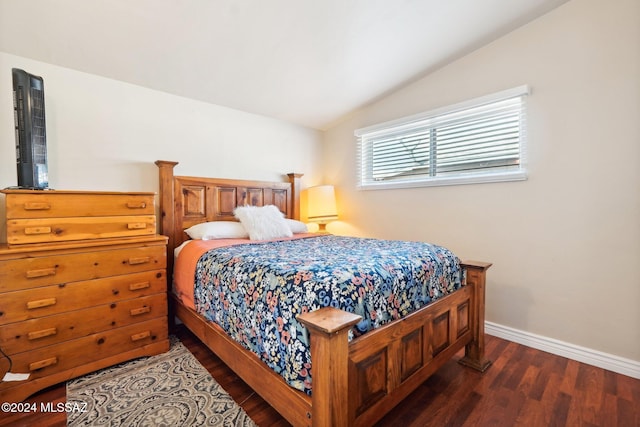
[307,185,338,232]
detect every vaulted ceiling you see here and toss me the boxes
[0,0,568,130]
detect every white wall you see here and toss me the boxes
[0,53,323,239]
[323,0,640,362]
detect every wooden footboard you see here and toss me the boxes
[298,261,491,427]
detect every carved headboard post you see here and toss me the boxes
[287,173,303,220]
[155,160,179,258]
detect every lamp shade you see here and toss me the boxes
[307,185,338,224]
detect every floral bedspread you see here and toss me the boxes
[193,234,462,395]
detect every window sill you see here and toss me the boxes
[358,170,528,191]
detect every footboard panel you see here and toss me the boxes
[348,286,473,426]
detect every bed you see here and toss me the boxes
[155,160,492,427]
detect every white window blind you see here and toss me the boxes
[355,86,529,190]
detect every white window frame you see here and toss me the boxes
[355,85,530,190]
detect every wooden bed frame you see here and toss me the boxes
[155,160,492,427]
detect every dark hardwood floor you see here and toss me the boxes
[2,326,639,426]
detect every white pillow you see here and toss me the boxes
[184,221,248,240]
[285,218,308,234]
[234,205,293,241]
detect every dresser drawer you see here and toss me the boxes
[0,245,166,293]
[0,269,166,325]
[4,192,155,219]
[0,318,168,385]
[0,293,167,355]
[6,215,156,245]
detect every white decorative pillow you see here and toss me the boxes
[184,221,248,240]
[285,218,308,234]
[234,205,293,241]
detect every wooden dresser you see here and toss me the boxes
[0,190,169,402]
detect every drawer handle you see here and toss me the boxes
[24,226,52,235]
[126,202,147,209]
[29,357,58,371]
[26,268,57,279]
[28,328,58,340]
[130,306,151,316]
[128,257,150,265]
[23,202,51,210]
[27,298,57,310]
[129,281,150,291]
[131,331,151,341]
[127,223,148,230]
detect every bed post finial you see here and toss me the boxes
[155,160,178,250]
[298,307,362,426]
[459,261,492,372]
[287,173,303,220]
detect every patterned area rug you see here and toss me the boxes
[66,337,257,426]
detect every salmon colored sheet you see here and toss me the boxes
[173,233,319,309]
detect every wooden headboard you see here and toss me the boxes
[155,160,302,269]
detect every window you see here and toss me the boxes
[355,86,529,190]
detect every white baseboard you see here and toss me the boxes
[485,321,640,380]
